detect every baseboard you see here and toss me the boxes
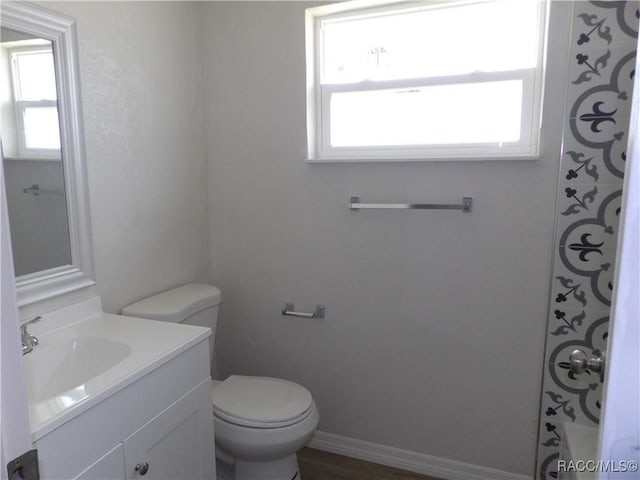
[308,431,531,480]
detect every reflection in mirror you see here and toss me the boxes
[1,27,71,276]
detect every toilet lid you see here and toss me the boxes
[212,375,313,428]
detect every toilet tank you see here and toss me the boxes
[121,283,222,374]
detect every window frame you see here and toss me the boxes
[9,45,62,159]
[305,0,549,162]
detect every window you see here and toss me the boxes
[10,46,61,158]
[305,0,548,161]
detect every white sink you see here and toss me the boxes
[25,336,132,404]
[24,303,211,440]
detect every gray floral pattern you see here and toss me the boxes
[536,1,638,479]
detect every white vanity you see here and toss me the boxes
[25,297,215,480]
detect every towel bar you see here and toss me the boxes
[349,196,473,212]
[22,184,63,196]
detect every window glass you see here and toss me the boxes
[321,1,541,84]
[23,106,61,149]
[13,49,57,100]
[330,80,523,147]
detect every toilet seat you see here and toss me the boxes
[212,375,314,429]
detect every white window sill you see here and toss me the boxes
[306,154,541,163]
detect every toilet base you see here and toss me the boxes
[235,454,300,480]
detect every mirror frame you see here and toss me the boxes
[2,2,95,307]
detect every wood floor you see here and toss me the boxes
[298,448,442,480]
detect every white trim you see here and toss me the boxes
[597,32,640,478]
[0,142,32,480]
[305,4,322,161]
[2,1,96,307]
[308,430,531,480]
[14,265,95,308]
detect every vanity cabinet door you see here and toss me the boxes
[73,444,125,480]
[123,380,215,480]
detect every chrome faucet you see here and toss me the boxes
[21,316,41,355]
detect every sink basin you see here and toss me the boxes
[24,304,211,440]
[25,336,132,404]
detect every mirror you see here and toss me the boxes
[1,3,95,307]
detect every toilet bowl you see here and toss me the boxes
[122,284,319,480]
[212,376,319,479]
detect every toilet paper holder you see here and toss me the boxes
[281,303,325,319]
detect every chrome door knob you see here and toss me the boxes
[569,349,605,381]
[135,462,149,476]
[569,349,588,374]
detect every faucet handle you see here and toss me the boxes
[20,315,42,334]
[21,316,41,355]
[24,315,42,325]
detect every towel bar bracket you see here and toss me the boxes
[462,197,473,212]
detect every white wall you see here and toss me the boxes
[29,1,210,313]
[202,1,572,476]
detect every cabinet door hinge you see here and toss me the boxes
[6,449,39,480]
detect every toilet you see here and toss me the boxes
[121,283,319,480]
